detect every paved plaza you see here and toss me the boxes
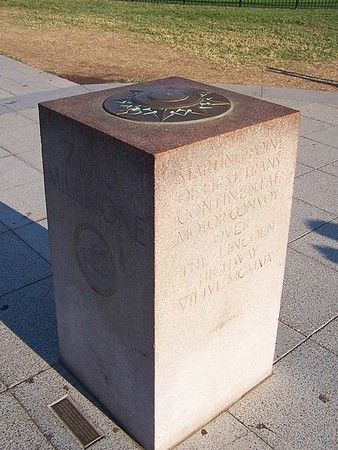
[0,55,337,449]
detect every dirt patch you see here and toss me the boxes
[0,11,337,90]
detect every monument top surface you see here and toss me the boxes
[39,77,299,156]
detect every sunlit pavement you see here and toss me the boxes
[0,55,337,450]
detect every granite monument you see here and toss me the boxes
[40,77,300,450]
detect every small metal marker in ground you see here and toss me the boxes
[49,396,103,449]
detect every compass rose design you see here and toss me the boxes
[102,87,232,123]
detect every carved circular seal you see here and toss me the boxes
[74,224,116,297]
[102,87,232,123]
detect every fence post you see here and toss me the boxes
[295,0,300,8]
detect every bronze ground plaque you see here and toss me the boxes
[49,396,103,448]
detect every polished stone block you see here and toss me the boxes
[40,77,299,450]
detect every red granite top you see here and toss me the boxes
[39,77,299,156]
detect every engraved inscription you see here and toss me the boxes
[45,139,148,247]
[175,153,284,245]
[177,138,283,183]
[166,134,294,312]
[179,250,273,311]
[74,224,117,297]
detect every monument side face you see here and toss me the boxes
[39,107,156,448]
[154,114,299,449]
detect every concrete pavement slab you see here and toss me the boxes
[0,155,41,191]
[274,321,305,361]
[299,117,331,136]
[290,218,338,272]
[305,124,338,148]
[280,248,338,335]
[310,318,338,356]
[294,162,313,178]
[0,87,14,98]
[0,85,90,113]
[262,86,338,106]
[301,103,338,126]
[0,77,68,96]
[0,110,35,130]
[260,97,313,112]
[229,339,338,450]
[0,103,11,115]
[0,230,51,297]
[18,148,43,172]
[0,68,77,90]
[215,83,263,98]
[12,367,140,450]
[0,391,54,450]
[43,76,79,89]
[0,277,57,368]
[0,67,40,83]
[0,54,42,72]
[14,106,39,121]
[0,55,77,87]
[0,178,47,229]
[0,199,33,229]
[0,380,6,393]
[319,160,338,178]
[13,219,50,263]
[0,120,40,155]
[0,322,50,388]
[297,137,338,168]
[0,146,10,158]
[0,220,9,234]
[177,411,271,449]
[293,170,338,215]
[288,197,336,243]
[0,61,77,95]
[82,82,128,92]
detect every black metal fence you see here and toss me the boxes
[129,0,337,8]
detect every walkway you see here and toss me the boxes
[0,55,337,450]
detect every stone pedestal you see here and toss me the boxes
[39,77,300,450]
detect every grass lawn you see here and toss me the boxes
[0,0,337,87]
[132,0,337,6]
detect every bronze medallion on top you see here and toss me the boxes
[102,87,232,123]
